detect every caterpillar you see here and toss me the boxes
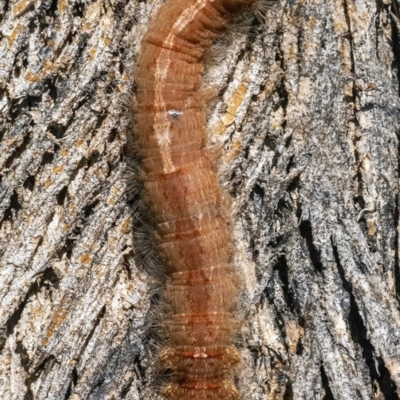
[133,0,262,398]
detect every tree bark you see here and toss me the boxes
[1,0,400,399]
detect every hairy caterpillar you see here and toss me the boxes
[133,0,261,398]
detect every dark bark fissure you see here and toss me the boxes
[56,186,68,206]
[48,123,67,140]
[299,220,323,274]
[272,255,296,314]
[374,0,384,63]
[376,357,400,400]
[389,1,400,97]
[390,3,400,301]
[276,37,288,131]
[320,365,335,400]
[1,266,60,382]
[14,335,30,374]
[63,368,79,400]
[1,189,22,223]
[23,387,35,400]
[332,240,400,400]
[342,0,366,229]
[23,174,35,192]
[79,305,106,362]
[4,128,31,170]
[342,0,355,77]
[85,328,145,399]
[283,381,293,400]
[0,0,10,23]
[395,192,400,300]
[40,151,55,167]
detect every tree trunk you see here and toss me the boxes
[1,0,400,398]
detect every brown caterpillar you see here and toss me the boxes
[133,0,261,398]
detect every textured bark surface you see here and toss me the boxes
[1,0,400,399]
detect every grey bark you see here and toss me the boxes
[1,0,400,398]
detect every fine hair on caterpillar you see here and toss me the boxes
[132,0,275,398]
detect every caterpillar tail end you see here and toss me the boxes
[162,379,239,400]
